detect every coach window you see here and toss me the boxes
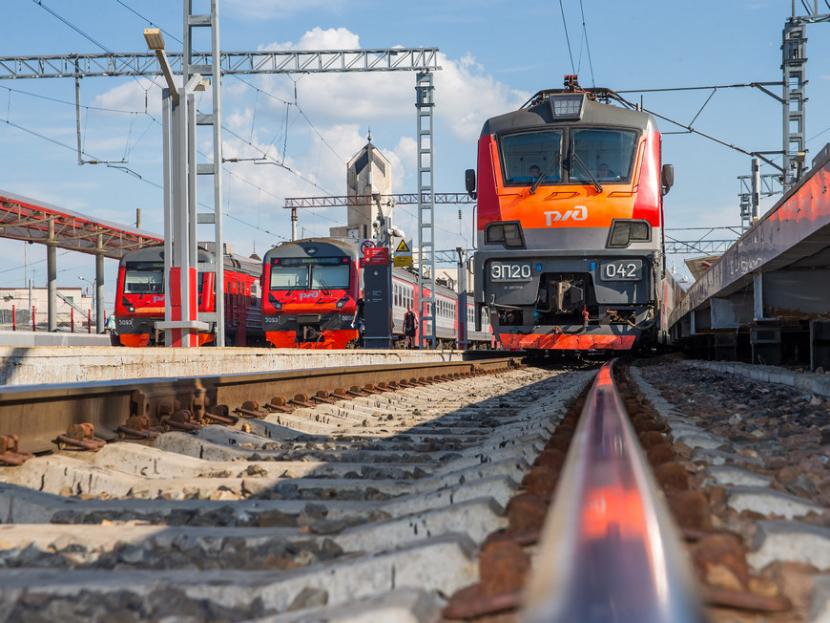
[500,130,563,186]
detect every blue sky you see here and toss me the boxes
[1,0,829,307]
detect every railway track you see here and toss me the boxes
[0,357,825,621]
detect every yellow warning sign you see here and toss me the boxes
[394,255,413,268]
[395,239,411,254]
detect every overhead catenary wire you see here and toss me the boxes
[558,0,576,75]
[578,0,596,87]
[113,0,342,204]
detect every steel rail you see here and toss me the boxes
[522,361,705,622]
[0,357,521,454]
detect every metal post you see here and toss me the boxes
[47,220,57,332]
[11,304,15,331]
[70,307,75,333]
[95,234,104,334]
[291,207,298,241]
[211,0,226,348]
[74,69,83,166]
[456,247,468,351]
[751,157,761,221]
[162,88,174,347]
[753,272,765,321]
[415,71,436,348]
[781,19,807,189]
[135,207,141,229]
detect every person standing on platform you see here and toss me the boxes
[351,289,365,347]
[403,306,418,349]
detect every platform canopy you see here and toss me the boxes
[0,190,161,259]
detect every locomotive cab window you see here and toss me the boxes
[569,129,637,183]
[500,130,563,185]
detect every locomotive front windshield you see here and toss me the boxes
[499,127,638,186]
[570,128,637,182]
[270,257,350,290]
[501,130,563,184]
[124,261,164,294]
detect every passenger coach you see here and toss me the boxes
[468,78,674,352]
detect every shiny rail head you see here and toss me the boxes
[521,360,706,623]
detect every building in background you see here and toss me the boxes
[330,137,393,241]
[0,286,95,331]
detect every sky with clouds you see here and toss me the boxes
[1,0,829,306]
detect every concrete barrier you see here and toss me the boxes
[0,331,111,348]
[0,346,466,386]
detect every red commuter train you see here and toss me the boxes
[262,238,492,349]
[470,78,673,352]
[113,245,262,347]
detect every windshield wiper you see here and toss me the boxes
[570,151,603,193]
[530,163,557,194]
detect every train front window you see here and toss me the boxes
[570,129,637,182]
[311,264,349,289]
[270,264,309,289]
[270,257,350,290]
[500,131,563,185]
[124,262,163,294]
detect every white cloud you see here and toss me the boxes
[255,27,528,141]
[93,79,162,117]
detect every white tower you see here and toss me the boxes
[330,134,392,240]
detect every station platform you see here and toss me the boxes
[0,346,465,386]
[669,145,830,368]
[0,331,111,348]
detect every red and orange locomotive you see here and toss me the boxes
[470,78,673,352]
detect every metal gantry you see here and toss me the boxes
[664,226,742,256]
[283,193,474,209]
[781,1,830,189]
[415,72,436,348]
[0,49,440,80]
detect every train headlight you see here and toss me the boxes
[607,220,651,248]
[336,297,349,309]
[486,221,525,248]
[549,94,585,120]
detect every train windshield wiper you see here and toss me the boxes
[570,151,603,193]
[530,163,557,194]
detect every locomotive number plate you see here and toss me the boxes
[600,259,643,281]
[490,262,532,282]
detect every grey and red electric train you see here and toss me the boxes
[469,78,673,352]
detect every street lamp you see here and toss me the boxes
[144,28,178,104]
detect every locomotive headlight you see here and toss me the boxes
[607,220,651,248]
[336,296,349,309]
[486,221,525,248]
[549,94,585,120]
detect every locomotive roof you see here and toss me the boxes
[480,92,654,137]
[263,237,358,260]
[120,244,261,276]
